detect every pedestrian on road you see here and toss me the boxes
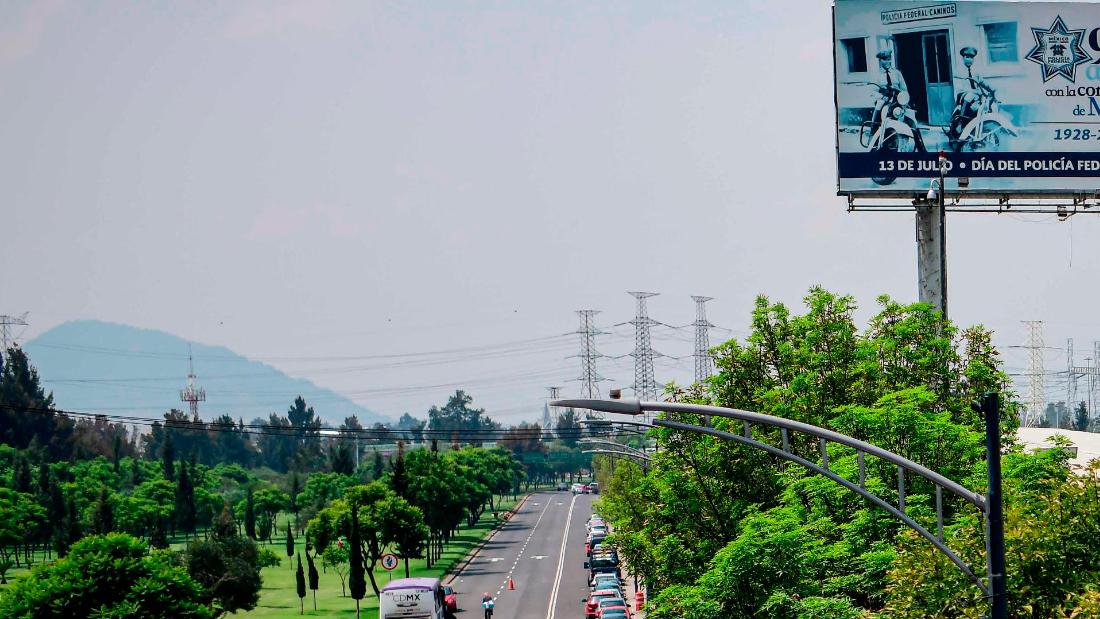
[482,592,495,619]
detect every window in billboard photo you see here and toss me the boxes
[834,0,1100,195]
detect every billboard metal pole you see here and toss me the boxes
[938,153,948,321]
[981,392,1008,619]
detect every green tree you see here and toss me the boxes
[321,539,350,597]
[307,547,320,610]
[0,533,212,618]
[183,505,263,616]
[427,390,499,445]
[244,487,256,540]
[1074,400,1090,432]
[176,460,197,535]
[295,553,306,614]
[162,433,176,482]
[0,346,71,459]
[90,486,115,535]
[286,524,295,570]
[349,507,365,619]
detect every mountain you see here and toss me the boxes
[22,320,386,426]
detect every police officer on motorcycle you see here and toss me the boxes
[946,46,994,140]
[874,49,926,152]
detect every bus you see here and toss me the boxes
[379,577,447,619]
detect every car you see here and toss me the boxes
[597,600,631,617]
[590,482,600,494]
[442,585,457,613]
[591,573,622,589]
[599,610,630,619]
[572,483,586,494]
[584,590,623,619]
[557,482,569,491]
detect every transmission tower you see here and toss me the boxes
[628,292,662,402]
[179,345,206,421]
[1023,321,1044,428]
[0,312,29,362]
[575,310,608,401]
[692,296,714,384]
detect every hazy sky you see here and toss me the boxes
[3,0,1097,422]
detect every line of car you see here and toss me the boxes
[580,513,632,619]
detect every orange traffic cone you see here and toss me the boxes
[508,578,515,590]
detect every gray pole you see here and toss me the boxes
[938,154,948,320]
[983,392,1007,619]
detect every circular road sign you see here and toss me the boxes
[381,553,399,571]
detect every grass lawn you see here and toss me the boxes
[233,494,523,619]
[0,493,527,619]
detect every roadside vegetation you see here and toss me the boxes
[0,346,593,617]
[596,288,1100,618]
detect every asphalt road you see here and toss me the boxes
[448,490,595,619]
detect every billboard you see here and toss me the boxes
[834,0,1100,196]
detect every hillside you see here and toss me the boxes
[22,320,385,426]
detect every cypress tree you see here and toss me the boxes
[390,442,407,499]
[37,461,50,497]
[307,548,320,611]
[176,460,197,535]
[245,487,257,540]
[349,506,365,619]
[296,553,307,615]
[91,487,114,534]
[59,496,81,556]
[286,524,295,570]
[13,457,32,493]
[372,450,384,482]
[130,457,143,487]
[162,434,175,482]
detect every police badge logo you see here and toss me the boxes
[1025,15,1092,82]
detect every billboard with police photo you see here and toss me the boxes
[834,0,1100,195]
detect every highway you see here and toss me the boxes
[447,490,596,619]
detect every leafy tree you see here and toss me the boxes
[0,346,71,459]
[295,553,306,614]
[427,390,499,445]
[372,450,385,482]
[183,505,263,616]
[554,409,581,447]
[321,539,350,597]
[329,442,355,476]
[378,495,428,577]
[1074,400,1090,432]
[598,289,1017,618]
[287,396,323,470]
[0,488,45,568]
[253,413,295,472]
[390,442,407,498]
[90,486,115,535]
[0,533,212,618]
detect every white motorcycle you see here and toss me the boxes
[946,77,1017,152]
[851,81,927,185]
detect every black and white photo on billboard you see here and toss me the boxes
[834,0,1100,195]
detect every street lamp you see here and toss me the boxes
[552,394,1008,619]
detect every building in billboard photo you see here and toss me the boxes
[834,0,1100,195]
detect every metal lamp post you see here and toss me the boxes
[555,394,1008,619]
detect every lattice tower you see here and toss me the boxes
[692,296,714,384]
[179,345,206,421]
[1023,321,1044,428]
[575,310,608,402]
[0,312,29,363]
[628,292,662,402]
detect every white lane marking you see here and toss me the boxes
[496,494,555,596]
[531,555,547,560]
[545,493,579,619]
